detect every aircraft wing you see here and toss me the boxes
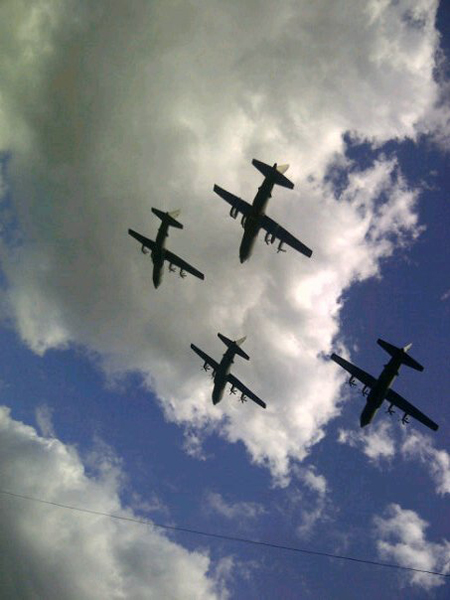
[385,388,439,431]
[260,214,313,258]
[330,353,377,389]
[227,373,267,409]
[164,249,205,281]
[190,344,220,371]
[213,185,252,217]
[128,228,156,251]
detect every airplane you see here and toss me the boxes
[213,159,313,263]
[330,339,438,431]
[128,208,205,289]
[190,333,267,409]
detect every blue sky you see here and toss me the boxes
[0,1,449,599]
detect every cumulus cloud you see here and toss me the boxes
[400,431,450,496]
[0,406,229,600]
[338,422,450,496]
[373,503,450,590]
[338,421,396,463]
[0,0,447,481]
[205,492,266,521]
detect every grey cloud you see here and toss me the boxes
[0,406,228,600]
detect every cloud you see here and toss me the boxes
[205,492,266,521]
[373,503,450,590]
[276,466,331,538]
[0,0,447,481]
[400,431,450,496]
[338,421,396,463]
[35,404,55,437]
[338,423,450,496]
[441,289,450,301]
[0,406,229,599]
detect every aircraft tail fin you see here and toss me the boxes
[252,159,294,189]
[217,333,250,360]
[151,208,184,229]
[377,338,424,372]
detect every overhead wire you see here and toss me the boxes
[0,489,448,579]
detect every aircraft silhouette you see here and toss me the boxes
[128,208,205,288]
[213,159,312,263]
[191,333,267,409]
[331,339,438,431]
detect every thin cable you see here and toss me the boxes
[1,489,448,579]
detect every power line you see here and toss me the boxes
[1,489,448,579]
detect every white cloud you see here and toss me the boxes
[441,289,450,301]
[373,503,450,590]
[401,431,450,496]
[205,492,266,521]
[277,466,331,538]
[295,467,330,538]
[0,406,229,600]
[338,421,396,463]
[35,403,55,437]
[338,423,450,496]
[0,0,447,481]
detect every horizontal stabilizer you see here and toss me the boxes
[218,333,250,360]
[252,159,294,189]
[377,339,424,372]
[151,207,183,229]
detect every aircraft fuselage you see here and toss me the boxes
[239,177,275,263]
[151,221,170,288]
[212,348,236,404]
[360,355,403,427]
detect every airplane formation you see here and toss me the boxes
[128,159,439,432]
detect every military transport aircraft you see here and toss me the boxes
[191,333,267,409]
[330,339,438,431]
[128,208,205,289]
[213,159,313,263]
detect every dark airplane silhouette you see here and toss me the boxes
[128,209,205,288]
[330,339,438,431]
[213,159,312,263]
[191,333,267,408]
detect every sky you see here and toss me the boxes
[0,1,449,598]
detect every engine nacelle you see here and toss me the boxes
[362,385,369,396]
[386,403,395,415]
[203,362,210,372]
[264,231,276,245]
[348,376,356,387]
[277,241,286,253]
[241,215,247,228]
[230,206,239,219]
[168,263,176,272]
[240,393,247,403]
[401,413,409,425]
[179,269,187,279]
[229,385,237,395]
[141,245,149,255]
